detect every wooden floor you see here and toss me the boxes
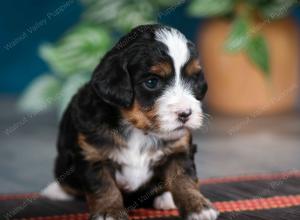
[1,96,300,193]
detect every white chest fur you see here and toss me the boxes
[113,128,163,192]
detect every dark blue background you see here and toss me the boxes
[0,0,299,94]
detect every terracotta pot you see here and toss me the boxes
[198,17,299,116]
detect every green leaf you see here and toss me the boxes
[114,2,156,32]
[18,74,62,114]
[187,0,235,17]
[246,35,270,77]
[81,0,156,32]
[58,73,91,116]
[81,0,126,26]
[224,16,251,52]
[261,0,297,20]
[39,25,111,77]
[149,0,179,8]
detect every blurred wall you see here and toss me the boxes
[0,0,82,94]
[0,0,299,95]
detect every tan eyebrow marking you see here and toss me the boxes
[185,59,201,76]
[149,62,172,77]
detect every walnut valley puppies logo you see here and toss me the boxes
[3,0,74,51]
[228,84,299,136]
[157,0,186,19]
[2,91,64,136]
[115,0,186,50]
[3,167,74,220]
[115,25,153,50]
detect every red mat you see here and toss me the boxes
[1,171,300,220]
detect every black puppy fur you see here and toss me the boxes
[53,24,217,220]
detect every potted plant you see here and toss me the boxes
[18,0,174,116]
[188,0,299,115]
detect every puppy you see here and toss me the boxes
[42,24,218,220]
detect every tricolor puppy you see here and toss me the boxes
[42,24,218,220]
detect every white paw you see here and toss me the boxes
[94,216,115,220]
[153,191,176,210]
[187,208,219,220]
[40,182,73,201]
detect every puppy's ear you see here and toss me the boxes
[91,53,133,107]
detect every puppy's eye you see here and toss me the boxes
[143,77,160,90]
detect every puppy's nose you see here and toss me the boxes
[177,109,192,123]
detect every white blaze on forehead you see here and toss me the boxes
[155,28,190,83]
[155,27,203,132]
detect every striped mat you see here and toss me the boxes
[1,171,300,220]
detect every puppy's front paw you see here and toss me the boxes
[153,191,177,210]
[187,208,219,220]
